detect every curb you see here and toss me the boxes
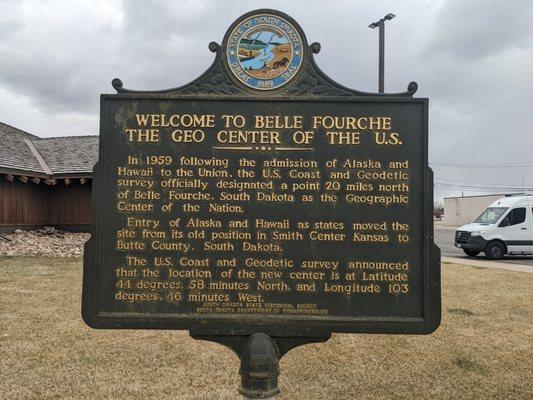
[442,256,532,273]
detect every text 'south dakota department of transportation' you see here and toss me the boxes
[104,99,424,320]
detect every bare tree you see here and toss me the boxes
[434,200,444,219]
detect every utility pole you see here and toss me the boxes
[369,13,395,93]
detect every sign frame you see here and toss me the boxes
[82,8,440,338]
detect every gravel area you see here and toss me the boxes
[0,228,90,257]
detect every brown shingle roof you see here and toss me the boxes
[0,122,43,174]
[0,122,98,177]
[34,136,99,175]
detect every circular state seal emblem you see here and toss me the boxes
[226,13,303,90]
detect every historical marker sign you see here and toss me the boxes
[83,9,440,338]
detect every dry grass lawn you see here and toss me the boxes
[1,257,531,399]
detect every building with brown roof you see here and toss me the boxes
[0,122,98,232]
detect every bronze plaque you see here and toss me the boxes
[82,9,440,337]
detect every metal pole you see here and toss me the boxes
[370,13,394,93]
[191,332,330,399]
[379,22,384,93]
[243,397,276,400]
[239,333,280,399]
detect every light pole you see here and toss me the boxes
[369,13,395,93]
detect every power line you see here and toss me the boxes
[434,183,532,191]
[435,177,532,188]
[434,186,526,193]
[430,162,533,168]
[435,181,531,188]
[434,187,530,194]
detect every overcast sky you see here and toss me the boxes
[1,0,532,200]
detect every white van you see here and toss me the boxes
[454,195,533,259]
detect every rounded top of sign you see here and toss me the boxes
[223,9,307,91]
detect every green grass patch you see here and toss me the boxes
[453,356,487,375]
[447,308,475,316]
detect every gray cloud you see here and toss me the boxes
[0,0,531,199]
[424,0,533,61]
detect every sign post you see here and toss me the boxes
[83,9,440,398]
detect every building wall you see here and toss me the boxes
[0,178,91,230]
[443,195,504,226]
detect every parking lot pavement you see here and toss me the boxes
[434,225,464,257]
[434,224,533,271]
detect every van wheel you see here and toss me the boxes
[485,241,505,260]
[463,249,480,257]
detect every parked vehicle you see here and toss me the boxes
[454,195,533,259]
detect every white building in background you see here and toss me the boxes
[443,194,526,226]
